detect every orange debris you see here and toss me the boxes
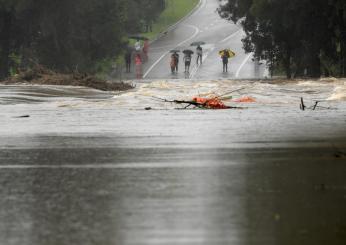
[232,96,256,103]
[192,97,229,109]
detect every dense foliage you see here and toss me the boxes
[219,0,346,78]
[0,0,165,78]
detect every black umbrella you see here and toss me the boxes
[183,49,194,55]
[128,35,149,41]
[190,41,206,46]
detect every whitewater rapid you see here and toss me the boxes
[1,78,345,110]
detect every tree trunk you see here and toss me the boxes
[309,53,321,78]
[342,42,346,77]
[293,55,304,78]
[338,7,346,77]
[283,49,292,79]
[0,11,12,79]
[323,66,330,77]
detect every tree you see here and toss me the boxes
[123,0,165,34]
[0,0,39,77]
[0,0,167,78]
[219,0,346,78]
[30,0,129,73]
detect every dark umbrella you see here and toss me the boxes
[128,35,149,41]
[190,41,206,46]
[183,49,194,55]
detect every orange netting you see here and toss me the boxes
[192,97,229,109]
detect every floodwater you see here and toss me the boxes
[0,79,346,245]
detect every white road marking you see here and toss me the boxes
[176,24,200,46]
[191,0,207,17]
[235,53,252,78]
[220,29,242,43]
[143,24,200,78]
[143,52,169,78]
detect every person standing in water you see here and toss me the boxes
[173,52,179,73]
[135,54,142,78]
[143,39,149,62]
[170,53,176,74]
[221,51,230,72]
[184,53,192,73]
[124,49,132,73]
[196,45,203,65]
[134,39,141,54]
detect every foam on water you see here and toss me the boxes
[0,84,113,105]
[110,79,346,109]
[327,81,346,101]
[0,79,345,109]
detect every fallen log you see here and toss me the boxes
[300,98,333,111]
[300,97,306,111]
[152,96,244,110]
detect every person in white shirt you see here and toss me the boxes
[134,39,141,52]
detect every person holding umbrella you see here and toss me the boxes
[170,53,176,74]
[124,47,133,73]
[143,39,149,62]
[135,54,142,79]
[183,50,193,73]
[190,41,205,66]
[134,39,141,53]
[173,52,179,73]
[169,50,180,74]
[196,45,203,65]
[219,49,235,72]
[221,51,229,72]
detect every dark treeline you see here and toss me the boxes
[0,0,165,79]
[219,0,346,78]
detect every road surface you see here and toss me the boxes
[123,0,265,80]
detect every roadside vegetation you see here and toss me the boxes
[142,0,199,40]
[219,0,346,78]
[0,0,168,80]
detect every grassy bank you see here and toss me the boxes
[143,0,200,40]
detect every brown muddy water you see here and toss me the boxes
[0,79,346,245]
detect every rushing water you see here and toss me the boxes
[2,78,345,107]
[112,78,346,109]
[1,78,345,139]
[1,78,345,106]
[0,79,346,245]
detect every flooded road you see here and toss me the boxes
[1,79,346,245]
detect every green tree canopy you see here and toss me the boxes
[219,0,346,78]
[0,0,167,78]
